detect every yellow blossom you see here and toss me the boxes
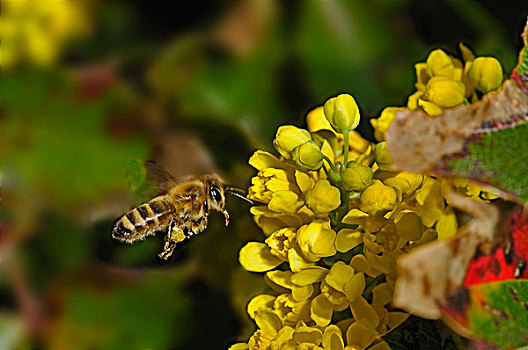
[273,125,312,159]
[274,294,311,326]
[370,107,404,141]
[293,141,324,172]
[359,180,397,215]
[323,94,360,133]
[305,179,341,215]
[1,0,92,69]
[265,227,297,260]
[468,56,503,93]
[424,77,465,108]
[296,220,337,262]
[341,161,372,192]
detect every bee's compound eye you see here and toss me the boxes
[210,186,222,203]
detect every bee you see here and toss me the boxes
[112,161,252,260]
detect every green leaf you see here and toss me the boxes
[467,280,528,348]
[447,124,528,203]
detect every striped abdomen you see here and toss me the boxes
[112,197,173,242]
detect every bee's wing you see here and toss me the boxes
[125,160,178,202]
[145,160,179,193]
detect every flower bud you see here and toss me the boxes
[468,57,503,94]
[292,141,324,172]
[273,125,311,159]
[426,49,455,79]
[323,94,360,133]
[341,161,372,192]
[374,142,392,167]
[359,180,397,215]
[424,77,465,108]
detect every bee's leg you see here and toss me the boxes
[158,220,186,260]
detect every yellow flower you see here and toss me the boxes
[424,77,465,108]
[323,94,360,133]
[371,107,404,141]
[341,161,372,192]
[359,180,397,215]
[1,0,92,69]
[273,125,312,159]
[265,227,297,261]
[248,151,298,204]
[468,56,503,93]
[274,294,311,326]
[292,141,324,172]
[296,220,337,262]
[305,179,341,215]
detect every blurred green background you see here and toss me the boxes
[1,1,526,349]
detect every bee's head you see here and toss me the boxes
[206,176,229,226]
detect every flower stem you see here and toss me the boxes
[343,129,350,165]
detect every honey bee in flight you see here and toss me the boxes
[112,161,252,260]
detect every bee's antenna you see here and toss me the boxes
[224,186,255,205]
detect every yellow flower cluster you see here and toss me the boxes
[371,46,504,140]
[370,46,502,203]
[1,0,93,69]
[234,94,460,350]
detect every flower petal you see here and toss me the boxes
[293,322,323,345]
[247,294,276,319]
[239,242,283,272]
[335,229,363,253]
[311,294,334,327]
[349,296,380,329]
[346,322,378,349]
[344,272,365,302]
[291,266,329,286]
[266,270,293,289]
[322,325,344,350]
[254,309,283,334]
